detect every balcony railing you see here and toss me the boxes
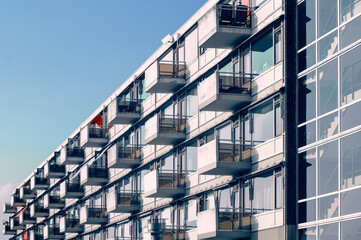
[3,203,17,214]
[20,210,36,224]
[3,221,16,235]
[107,190,140,213]
[158,171,186,189]
[89,125,108,138]
[80,124,108,148]
[80,205,108,225]
[20,185,36,199]
[31,175,50,191]
[60,180,84,199]
[218,4,251,28]
[217,208,252,231]
[158,60,186,79]
[11,192,26,207]
[60,216,83,233]
[60,146,84,165]
[45,163,66,179]
[44,194,65,209]
[44,224,64,239]
[159,115,187,133]
[108,143,141,169]
[10,217,25,230]
[218,72,252,94]
[108,98,142,124]
[30,203,49,218]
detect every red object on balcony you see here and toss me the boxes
[91,114,102,126]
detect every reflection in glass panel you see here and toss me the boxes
[319,223,338,240]
[252,173,274,213]
[298,0,316,49]
[318,194,339,220]
[299,149,316,199]
[299,200,316,223]
[341,187,361,215]
[252,31,273,75]
[298,71,316,124]
[341,45,361,105]
[318,141,339,195]
[299,227,317,240]
[298,121,316,147]
[318,0,338,37]
[318,30,338,62]
[341,0,361,22]
[187,88,198,117]
[318,111,339,140]
[299,44,316,73]
[341,15,361,49]
[341,218,361,240]
[318,59,338,115]
[252,100,274,145]
[341,131,361,189]
[341,100,361,131]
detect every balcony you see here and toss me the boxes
[44,224,64,239]
[79,205,108,225]
[3,221,16,235]
[198,4,252,48]
[30,175,50,191]
[3,203,17,214]
[60,181,84,199]
[198,138,252,175]
[108,143,141,169]
[107,191,140,213]
[19,209,36,224]
[30,203,49,218]
[10,217,25,231]
[197,208,251,239]
[44,194,65,209]
[19,185,36,200]
[60,216,84,233]
[80,165,108,186]
[145,60,186,93]
[59,146,84,165]
[145,114,186,145]
[44,162,66,179]
[11,191,26,208]
[198,71,252,112]
[108,98,141,124]
[29,230,43,240]
[80,124,108,148]
[143,170,186,198]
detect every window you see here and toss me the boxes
[341,131,361,189]
[252,30,273,75]
[341,15,361,49]
[341,100,361,131]
[318,59,338,115]
[186,88,198,117]
[275,174,283,209]
[317,30,338,61]
[251,172,274,213]
[341,218,361,239]
[318,142,338,195]
[318,194,338,219]
[319,223,338,240]
[274,30,282,64]
[298,0,316,49]
[298,120,316,147]
[318,0,338,37]
[299,199,316,223]
[299,149,316,199]
[299,227,317,240]
[318,111,338,140]
[186,144,197,172]
[251,0,267,8]
[298,71,316,124]
[340,0,361,23]
[298,44,316,73]
[252,100,274,144]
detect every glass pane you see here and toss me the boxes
[299,227,317,240]
[341,218,361,240]
[219,188,232,208]
[318,30,338,62]
[319,222,338,240]
[341,187,361,215]
[298,121,316,147]
[186,145,197,172]
[318,111,339,140]
[219,124,232,141]
[275,175,283,209]
[341,45,361,105]
[318,194,339,220]
[252,31,273,75]
[274,30,282,63]
[275,103,282,136]
[341,100,361,132]
[318,59,338,115]
[341,15,361,49]
[251,0,267,8]
[299,149,317,199]
[299,200,316,223]
[298,71,316,124]
[318,140,339,195]
[298,44,316,73]
[341,131,361,189]
[298,0,316,49]
[341,0,361,23]
[318,0,338,37]
[252,172,274,213]
[187,88,198,117]
[252,100,274,144]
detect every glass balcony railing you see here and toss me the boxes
[158,170,186,189]
[116,191,140,206]
[159,115,187,133]
[218,4,251,28]
[66,146,84,158]
[218,140,252,163]
[117,99,141,114]
[88,167,108,179]
[218,72,254,95]
[117,145,141,160]
[217,208,252,231]
[158,60,186,79]
[88,125,108,139]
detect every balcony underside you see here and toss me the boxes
[108,204,140,213]
[146,78,186,93]
[61,191,84,199]
[146,132,186,145]
[144,187,185,198]
[197,230,251,240]
[61,156,84,165]
[198,161,251,175]
[81,138,108,148]
[81,177,108,186]
[199,93,251,112]
[199,27,251,49]
[108,158,141,169]
[109,112,140,125]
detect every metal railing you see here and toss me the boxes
[34,176,50,185]
[48,164,65,173]
[67,146,84,158]
[158,170,186,189]
[218,4,252,28]
[88,125,108,138]
[48,195,64,204]
[88,166,109,178]
[66,182,83,193]
[218,72,255,94]
[116,191,140,206]
[33,204,48,214]
[159,115,187,133]
[87,206,108,218]
[117,99,141,113]
[218,139,252,163]
[117,144,141,160]
[64,218,81,228]
[47,225,61,235]
[217,208,252,231]
[158,60,186,79]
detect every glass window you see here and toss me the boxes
[341,187,361,215]
[340,0,361,23]
[275,175,283,209]
[275,102,282,136]
[341,131,361,189]
[186,145,197,172]
[341,15,361,49]
[186,199,197,227]
[318,30,338,62]
[140,79,150,100]
[186,88,198,117]
[319,223,338,240]
[252,100,274,144]
[298,44,316,73]
[341,45,361,106]
[218,123,232,141]
[274,30,282,64]
[318,194,339,220]
[298,71,316,124]
[341,218,361,239]
[298,0,316,49]
[252,172,274,213]
[299,149,317,199]
[251,0,267,8]
[318,111,339,140]
[299,199,316,223]
[299,227,317,240]
[298,120,316,147]
[318,0,338,37]
[219,188,232,208]
[318,140,338,195]
[341,100,361,132]
[252,31,273,75]
[318,59,338,115]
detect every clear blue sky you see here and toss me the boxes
[0,0,206,186]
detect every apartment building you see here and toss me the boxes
[2,0,361,239]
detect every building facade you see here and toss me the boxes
[2,0,361,239]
